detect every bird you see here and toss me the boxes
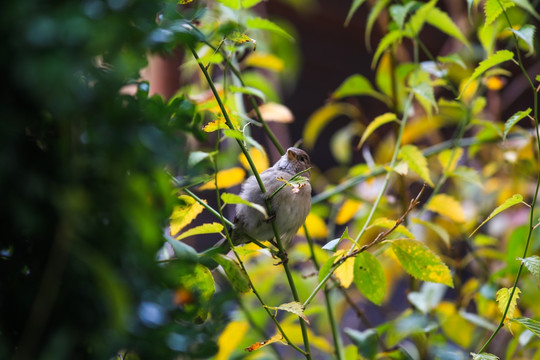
[202,147,312,261]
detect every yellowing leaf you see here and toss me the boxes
[227,31,256,50]
[280,323,333,353]
[175,222,224,241]
[304,103,361,149]
[216,321,249,360]
[257,102,294,123]
[298,212,328,238]
[357,112,398,149]
[203,118,227,132]
[265,301,310,325]
[398,144,434,187]
[334,256,355,288]
[169,195,205,236]
[435,302,475,348]
[197,167,245,190]
[389,239,454,287]
[371,217,415,239]
[427,194,466,223]
[438,148,463,174]
[336,199,363,225]
[469,194,524,237]
[245,333,285,352]
[244,53,284,72]
[496,287,521,321]
[238,147,269,173]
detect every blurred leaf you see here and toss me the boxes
[222,191,268,218]
[238,146,270,173]
[412,218,450,247]
[336,199,363,225]
[484,0,515,25]
[406,0,437,37]
[344,328,378,359]
[371,217,415,239]
[471,353,499,360]
[438,53,466,69]
[244,53,284,72]
[513,0,540,20]
[323,228,351,252]
[435,302,475,348]
[510,317,540,337]
[426,6,470,47]
[372,30,402,68]
[398,144,434,187]
[198,167,245,190]
[298,212,328,238]
[212,254,251,293]
[304,103,360,149]
[503,108,532,141]
[345,0,367,26]
[170,195,205,236]
[331,123,362,164]
[245,333,284,352]
[217,0,241,9]
[509,25,536,55]
[408,282,447,314]
[176,222,224,241]
[470,194,524,237]
[216,321,249,360]
[257,102,294,123]
[353,251,386,305]
[389,2,417,30]
[450,166,483,188]
[229,85,266,102]
[331,74,386,102]
[174,262,216,322]
[459,50,515,99]
[427,194,466,223]
[226,32,256,50]
[517,256,540,284]
[365,0,391,51]
[246,17,294,41]
[438,148,463,174]
[344,344,359,360]
[358,112,398,149]
[496,287,521,320]
[319,253,339,282]
[266,301,310,325]
[386,311,433,347]
[389,239,454,287]
[167,236,199,262]
[203,118,227,132]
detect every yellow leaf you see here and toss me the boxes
[435,302,475,348]
[169,195,205,236]
[239,147,270,173]
[358,112,398,149]
[496,287,521,320]
[203,118,227,132]
[334,255,355,288]
[438,148,463,174]
[257,102,294,123]
[244,53,284,72]
[216,321,249,360]
[298,212,328,238]
[426,194,466,223]
[280,322,333,353]
[175,222,224,241]
[245,333,285,352]
[304,103,360,149]
[336,199,363,225]
[398,144,434,187]
[197,167,246,190]
[401,116,444,144]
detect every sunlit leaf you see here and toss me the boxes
[484,0,515,25]
[203,118,227,132]
[438,148,463,174]
[244,53,284,72]
[226,31,256,50]
[265,301,310,325]
[471,353,499,360]
[331,74,386,102]
[470,194,524,237]
[398,144,434,187]
[216,321,249,360]
[389,3,416,30]
[304,103,360,149]
[510,317,540,338]
[427,194,466,223]
[365,0,391,51]
[372,217,415,239]
[345,0,367,26]
[438,53,466,69]
[222,192,267,218]
[257,102,294,123]
[510,25,536,55]
[412,218,450,247]
[298,212,328,238]
[241,0,263,8]
[176,222,224,241]
[336,199,363,225]
[353,251,386,305]
[197,167,246,190]
[389,239,454,287]
[238,146,270,173]
[426,6,470,47]
[357,112,398,149]
[170,195,206,236]
[406,0,437,37]
[496,287,521,320]
[335,255,355,288]
[503,108,532,141]
[245,333,285,352]
[229,85,266,102]
[450,166,483,188]
[212,254,251,293]
[372,30,402,68]
[458,50,514,99]
[246,17,294,41]
[517,256,540,284]
[216,0,240,9]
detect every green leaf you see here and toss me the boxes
[372,217,415,239]
[246,17,294,41]
[167,236,199,262]
[467,0,475,21]
[173,262,216,322]
[389,239,454,287]
[438,53,466,69]
[221,192,268,218]
[331,124,360,164]
[216,0,240,9]
[372,30,402,68]
[510,317,540,337]
[398,144,434,187]
[513,0,540,21]
[503,108,532,140]
[265,301,310,325]
[450,166,483,188]
[319,254,339,282]
[537,74,540,82]
[471,353,500,360]
[412,218,450,247]
[365,0,391,51]
[176,222,224,241]
[304,103,360,149]
[389,2,417,30]
[459,50,514,99]
[357,112,398,149]
[469,194,524,237]
[517,255,540,284]
[425,6,470,47]
[484,0,515,25]
[322,228,351,252]
[406,0,437,37]
[353,251,386,305]
[344,328,378,360]
[241,0,263,9]
[332,74,386,102]
[228,85,266,102]
[212,254,251,293]
[509,25,536,55]
[496,287,521,319]
[412,81,437,113]
[345,0,367,26]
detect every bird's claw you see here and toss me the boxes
[265,213,276,223]
[271,249,289,265]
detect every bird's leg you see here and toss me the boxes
[265,212,276,223]
[271,247,289,265]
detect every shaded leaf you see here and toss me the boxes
[197,167,245,190]
[176,222,224,241]
[427,194,466,223]
[238,146,270,173]
[166,236,198,262]
[470,194,524,237]
[438,148,463,174]
[510,317,540,338]
[173,262,215,321]
[304,103,360,149]
[323,228,351,252]
[398,144,434,187]
[357,112,398,149]
[510,25,536,55]
[408,282,447,314]
[332,74,386,102]
[438,53,466,69]
[212,254,251,293]
[503,108,532,140]
[389,2,417,30]
[389,239,454,287]
[353,251,386,305]
[265,301,310,325]
[365,0,391,51]
[170,195,205,236]
[372,217,415,239]
[450,166,483,187]
[513,0,540,20]
[229,85,266,102]
[344,328,378,360]
[246,17,294,41]
[496,287,521,320]
[257,102,294,123]
[412,81,437,112]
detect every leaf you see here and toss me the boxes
[228,85,266,102]
[344,328,378,360]
[166,236,199,262]
[226,32,256,49]
[331,74,386,102]
[216,0,240,9]
[427,194,466,223]
[197,167,245,190]
[425,6,470,47]
[298,212,328,238]
[238,146,270,173]
[245,333,284,352]
[203,118,227,132]
[389,239,454,287]
[412,218,450,247]
[389,3,417,30]
[322,228,351,252]
[336,199,363,225]
[216,321,249,360]
[517,255,540,284]
[265,301,310,325]
[319,254,339,283]
[458,50,514,99]
[335,255,356,288]
[212,254,251,293]
[372,30,402,68]
[372,217,415,239]
[438,53,466,69]
[411,81,437,114]
[221,192,267,219]
[246,17,294,41]
[256,102,294,123]
[405,0,437,36]
[304,103,360,149]
[365,0,391,51]
[408,282,447,314]
[398,144,434,187]
[510,317,540,337]
[470,194,524,237]
[173,262,215,322]
[170,195,205,236]
[485,0,515,26]
[244,53,284,72]
[357,112,398,149]
[471,353,500,360]
[510,25,536,55]
[345,0,367,26]
[512,0,540,21]
[504,108,532,140]
[450,166,483,188]
[175,222,224,241]
[438,148,463,174]
[353,251,386,305]
[496,287,521,320]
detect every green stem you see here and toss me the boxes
[268,168,311,200]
